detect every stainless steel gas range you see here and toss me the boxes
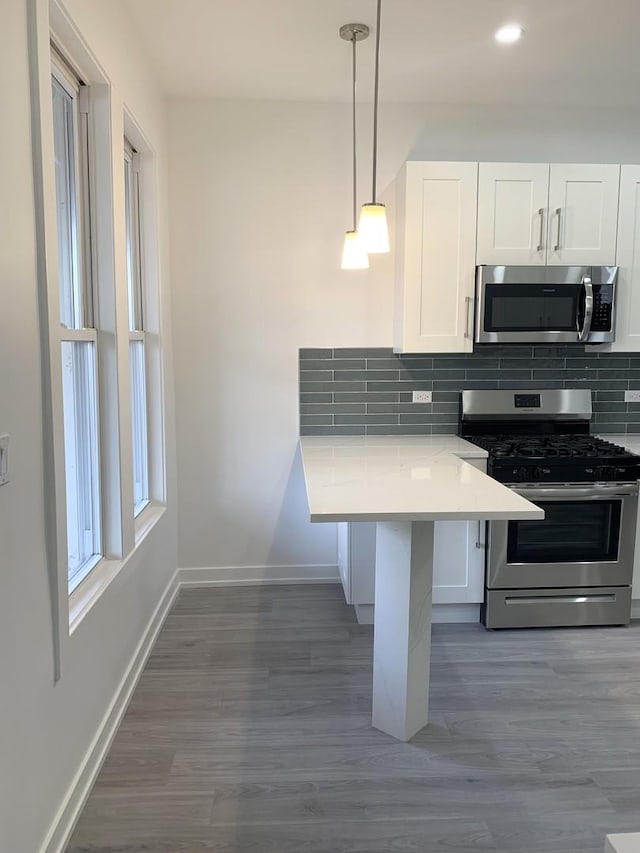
[460,389,640,629]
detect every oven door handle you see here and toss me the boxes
[510,483,639,501]
[577,274,593,343]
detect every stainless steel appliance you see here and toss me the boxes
[460,389,640,629]
[475,265,617,344]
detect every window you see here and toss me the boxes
[124,140,150,515]
[51,51,102,592]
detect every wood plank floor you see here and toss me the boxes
[67,584,640,852]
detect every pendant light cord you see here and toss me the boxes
[371,0,382,204]
[351,33,358,230]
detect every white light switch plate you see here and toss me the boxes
[412,391,432,404]
[625,390,640,403]
[0,434,8,486]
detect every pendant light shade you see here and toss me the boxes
[339,22,369,271]
[358,202,390,254]
[341,229,369,269]
[360,0,390,255]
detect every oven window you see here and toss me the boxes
[507,500,621,564]
[485,284,580,332]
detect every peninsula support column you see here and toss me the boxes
[372,520,434,741]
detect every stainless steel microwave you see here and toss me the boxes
[475,265,618,344]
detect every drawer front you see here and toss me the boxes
[483,586,631,629]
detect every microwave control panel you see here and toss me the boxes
[591,286,613,332]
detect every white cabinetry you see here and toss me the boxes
[337,522,376,606]
[547,164,620,265]
[339,457,487,622]
[477,163,550,265]
[433,520,485,604]
[477,162,620,266]
[394,161,478,354]
[339,519,485,621]
[609,166,640,353]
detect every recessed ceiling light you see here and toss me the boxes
[495,23,524,44]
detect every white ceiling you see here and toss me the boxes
[123,0,640,107]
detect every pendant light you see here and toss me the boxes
[359,0,390,254]
[340,23,369,270]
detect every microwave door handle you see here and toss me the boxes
[578,275,593,342]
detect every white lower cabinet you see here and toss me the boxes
[338,519,485,620]
[433,520,485,604]
[337,457,488,621]
[337,521,376,606]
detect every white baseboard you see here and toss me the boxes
[40,571,181,853]
[631,601,640,621]
[178,564,340,586]
[354,603,481,625]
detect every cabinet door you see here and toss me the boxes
[477,163,549,265]
[433,520,485,604]
[395,161,478,353]
[610,166,640,353]
[547,164,620,265]
[342,514,486,610]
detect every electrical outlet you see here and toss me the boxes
[625,390,640,403]
[412,391,432,404]
[0,434,8,486]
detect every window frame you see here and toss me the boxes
[50,47,104,594]
[51,48,94,330]
[124,138,151,516]
[31,2,168,660]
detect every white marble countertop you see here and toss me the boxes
[299,435,544,523]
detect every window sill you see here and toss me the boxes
[69,503,166,634]
[135,502,165,546]
[69,556,123,635]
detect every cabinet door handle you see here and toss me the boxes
[475,520,486,549]
[537,207,545,251]
[554,207,562,251]
[464,296,473,339]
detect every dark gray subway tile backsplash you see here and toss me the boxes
[299,346,639,436]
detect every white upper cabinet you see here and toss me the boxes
[477,162,620,266]
[547,164,620,265]
[477,163,550,265]
[394,161,478,354]
[609,165,640,352]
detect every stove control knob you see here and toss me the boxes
[532,467,543,481]
[597,466,612,481]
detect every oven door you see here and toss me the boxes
[487,483,639,590]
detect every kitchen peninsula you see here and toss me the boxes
[300,434,543,741]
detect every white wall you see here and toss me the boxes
[168,99,640,572]
[0,2,176,851]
